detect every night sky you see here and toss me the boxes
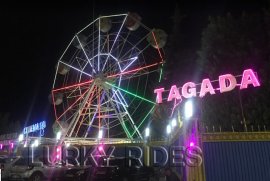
[1,0,268,131]
[1,1,178,129]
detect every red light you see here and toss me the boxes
[55,89,88,122]
[107,62,161,78]
[151,31,165,63]
[53,79,93,92]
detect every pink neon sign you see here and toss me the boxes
[199,78,216,97]
[182,82,196,98]
[167,85,181,101]
[154,69,260,103]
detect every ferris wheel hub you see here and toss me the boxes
[94,73,113,90]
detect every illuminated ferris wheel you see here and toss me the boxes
[51,13,167,141]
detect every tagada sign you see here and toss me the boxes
[154,69,260,103]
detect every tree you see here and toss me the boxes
[197,11,270,131]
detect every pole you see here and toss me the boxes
[28,144,29,166]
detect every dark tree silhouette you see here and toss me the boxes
[197,10,270,131]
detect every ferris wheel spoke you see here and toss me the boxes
[117,31,131,59]
[102,53,120,74]
[103,89,133,139]
[120,69,158,81]
[99,35,109,53]
[66,84,96,137]
[84,108,98,138]
[59,60,92,77]
[74,85,98,137]
[106,82,156,105]
[102,15,128,72]
[55,87,89,122]
[76,94,98,136]
[131,105,155,137]
[107,62,161,79]
[53,79,93,92]
[83,91,106,138]
[76,56,89,67]
[75,35,96,74]
[112,88,128,107]
[118,33,150,61]
[111,93,126,108]
[113,90,142,138]
[121,56,138,72]
[102,55,137,77]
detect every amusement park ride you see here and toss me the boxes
[49,12,260,147]
[50,13,168,146]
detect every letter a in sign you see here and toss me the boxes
[199,79,215,97]
[167,85,181,101]
[240,69,260,89]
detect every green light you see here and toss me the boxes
[158,63,164,83]
[105,81,156,138]
[131,105,155,137]
[105,82,156,105]
[159,67,163,82]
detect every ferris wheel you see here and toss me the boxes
[51,13,167,141]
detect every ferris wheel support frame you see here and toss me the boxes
[64,83,96,138]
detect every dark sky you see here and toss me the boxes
[0,0,178,127]
[1,0,268,129]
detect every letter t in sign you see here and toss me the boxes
[154,88,165,103]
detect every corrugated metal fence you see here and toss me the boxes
[201,132,270,181]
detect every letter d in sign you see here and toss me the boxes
[151,146,168,167]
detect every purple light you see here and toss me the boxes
[189,142,194,147]
[56,146,61,160]
[98,145,103,152]
[10,142,14,149]
[0,144,2,149]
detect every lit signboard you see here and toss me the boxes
[23,121,46,136]
[154,69,260,103]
